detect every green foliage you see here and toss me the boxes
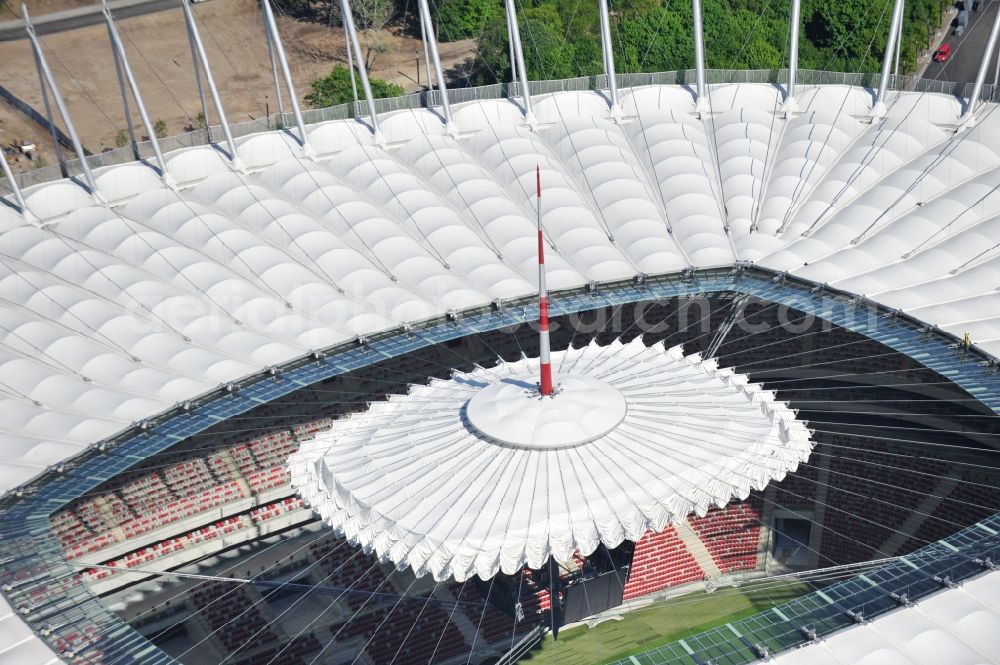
[433,0,500,41]
[305,65,405,108]
[469,0,948,85]
[153,119,168,140]
[114,129,129,149]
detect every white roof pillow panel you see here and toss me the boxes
[468,129,634,280]
[0,204,22,233]
[883,89,964,124]
[35,378,163,423]
[533,90,615,124]
[782,118,949,238]
[0,383,117,440]
[712,108,778,231]
[378,108,449,143]
[0,243,259,383]
[594,196,685,262]
[626,113,732,262]
[707,83,782,112]
[261,163,470,301]
[196,328,302,366]
[628,111,713,156]
[872,613,992,665]
[941,319,1000,347]
[799,195,919,260]
[0,351,93,404]
[795,85,873,116]
[94,163,166,204]
[0,316,184,403]
[215,217,431,321]
[619,85,697,114]
[0,264,150,349]
[863,263,1000,311]
[181,180,399,326]
[60,213,287,326]
[794,230,924,284]
[753,109,865,234]
[831,216,1000,297]
[817,141,998,248]
[0,431,84,473]
[480,213,584,290]
[234,131,298,170]
[306,119,374,156]
[119,197,339,321]
[163,145,231,185]
[451,98,526,133]
[907,292,1000,327]
[334,146,528,288]
[400,138,583,281]
[21,181,93,221]
[404,213,533,298]
[734,232,787,262]
[862,183,1000,258]
[254,314,353,350]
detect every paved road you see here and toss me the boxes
[921,0,1000,87]
[0,0,180,41]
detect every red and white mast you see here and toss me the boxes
[537,165,554,396]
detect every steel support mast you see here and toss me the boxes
[505,0,535,124]
[0,149,32,223]
[783,0,801,113]
[102,0,171,184]
[338,0,385,143]
[873,0,905,120]
[692,0,708,113]
[261,0,312,153]
[416,0,455,133]
[960,2,1000,128]
[181,0,242,169]
[23,4,100,198]
[597,0,621,118]
[536,166,553,396]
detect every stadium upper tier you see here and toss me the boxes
[1,83,999,497]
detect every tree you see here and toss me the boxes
[434,0,500,42]
[114,129,129,149]
[806,0,884,72]
[351,0,394,70]
[305,65,404,108]
[153,119,168,139]
[424,0,950,85]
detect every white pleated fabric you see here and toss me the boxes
[290,338,812,581]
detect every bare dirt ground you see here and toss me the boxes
[1,0,475,174]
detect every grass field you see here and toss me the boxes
[519,581,811,665]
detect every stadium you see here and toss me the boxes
[1,0,1000,663]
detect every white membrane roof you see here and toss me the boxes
[767,570,1000,665]
[289,338,812,581]
[0,84,998,499]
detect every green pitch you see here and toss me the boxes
[519,581,811,665]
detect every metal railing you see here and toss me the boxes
[2,68,998,196]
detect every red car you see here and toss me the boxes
[933,44,953,62]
